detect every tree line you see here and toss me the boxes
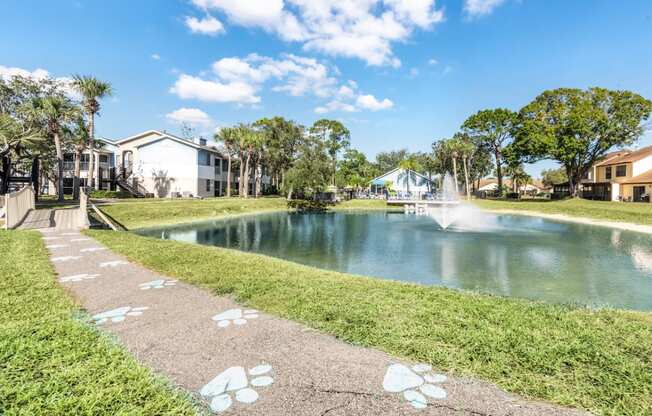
[0,74,112,200]
[2,71,650,201]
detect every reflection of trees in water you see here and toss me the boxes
[151,213,652,311]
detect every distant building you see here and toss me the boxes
[477,179,546,195]
[589,145,652,202]
[47,129,270,198]
[369,168,435,197]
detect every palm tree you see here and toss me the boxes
[215,127,237,197]
[30,96,77,201]
[398,157,421,194]
[72,75,112,190]
[0,114,45,194]
[450,133,476,200]
[66,117,89,200]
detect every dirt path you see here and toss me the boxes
[42,229,590,416]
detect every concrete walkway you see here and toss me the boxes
[18,208,82,230]
[42,230,590,416]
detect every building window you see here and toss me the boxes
[200,138,207,146]
[99,154,109,164]
[616,165,627,177]
[63,154,74,171]
[206,179,211,192]
[80,154,90,171]
[605,166,612,180]
[198,150,211,166]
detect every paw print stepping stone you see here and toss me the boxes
[92,306,149,324]
[211,308,259,328]
[383,363,448,409]
[201,364,274,413]
[139,279,177,290]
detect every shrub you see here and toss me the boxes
[287,199,333,212]
[90,190,133,199]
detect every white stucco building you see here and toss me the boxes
[49,129,270,198]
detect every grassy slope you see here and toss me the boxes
[89,230,652,416]
[97,197,288,229]
[473,198,652,225]
[0,230,202,416]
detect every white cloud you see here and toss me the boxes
[170,74,260,104]
[428,58,438,65]
[463,0,507,18]
[188,0,444,67]
[356,94,394,111]
[0,65,50,81]
[151,53,161,60]
[0,65,80,99]
[409,67,419,78]
[171,53,394,112]
[185,15,225,35]
[165,107,214,127]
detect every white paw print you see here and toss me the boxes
[201,364,274,413]
[46,244,68,249]
[139,279,177,290]
[100,260,128,268]
[80,247,107,253]
[52,256,82,262]
[211,308,259,328]
[92,306,148,324]
[383,363,447,409]
[59,273,100,283]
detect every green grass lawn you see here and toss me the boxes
[97,197,289,229]
[89,230,652,416]
[96,197,397,230]
[0,230,203,416]
[473,198,652,225]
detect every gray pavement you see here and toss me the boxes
[42,229,591,416]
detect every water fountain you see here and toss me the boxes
[425,173,460,230]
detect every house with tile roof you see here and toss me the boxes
[584,145,652,202]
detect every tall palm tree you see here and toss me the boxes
[72,75,112,190]
[66,117,89,200]
[398,157,421,194]
[30,96,77,201]
[215,127,237,197]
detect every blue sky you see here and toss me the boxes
[2,0,651,177]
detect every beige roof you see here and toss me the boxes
[623,170,652,184]
[596,146,652,167]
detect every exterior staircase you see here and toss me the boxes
[115,171,150,198]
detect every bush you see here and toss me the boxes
[287,199,332,212]
[89,190,133,199]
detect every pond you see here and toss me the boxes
[137,211,652,311]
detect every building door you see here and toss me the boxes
[633,186,646,202]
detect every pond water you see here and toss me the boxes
[137,211,652,311]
